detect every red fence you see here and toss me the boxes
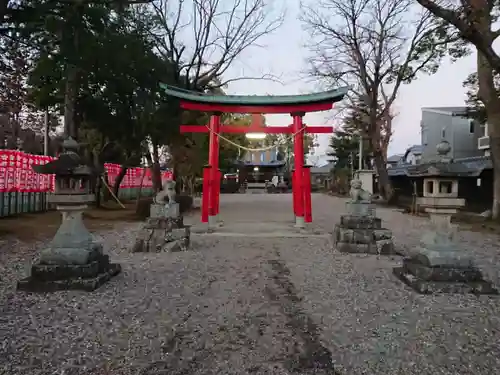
[0,150,173,193]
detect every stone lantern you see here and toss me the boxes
[393,140,497,294]
[17,137,121,292]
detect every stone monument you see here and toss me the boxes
[393,140,498,294]
[332,179,395,254]
[132,179,190,253]
[17,137,121,292]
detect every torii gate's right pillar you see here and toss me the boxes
[292,113,305,228]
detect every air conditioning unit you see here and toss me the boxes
[478,136,490,150]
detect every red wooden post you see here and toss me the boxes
[201,166,211,223]
[303,166,312,223]
[215,169,222,215]
[208,114,221,223]
[292,113,305,227]
[180,110,335,225]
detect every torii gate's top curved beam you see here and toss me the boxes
[160,83,349,114]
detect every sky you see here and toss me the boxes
[222,0,478,166]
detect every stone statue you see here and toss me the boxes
[133,177,189,254]
[349,179,372,202]
[153,179,176,205]
[334,178,394,255]
[165,179,176,205]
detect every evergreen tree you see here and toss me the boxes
[328,128,359,171]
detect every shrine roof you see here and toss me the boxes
[160,84,349,108]
[235,160,286,167]
[405,162,476,177]
[388,156,492,178]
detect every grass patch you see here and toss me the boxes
[0,201,141,242]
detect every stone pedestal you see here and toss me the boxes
[18,204,121,292]
[393,209,498,295]
[393,255,497,294]
[333,202,395,254]
[132,203,191,253]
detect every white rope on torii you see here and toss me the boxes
[204,124,307,152]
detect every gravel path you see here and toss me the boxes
[0,193,499,375]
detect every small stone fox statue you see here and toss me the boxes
[349,179,372,202]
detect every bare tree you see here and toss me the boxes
[379,87,396,163]
[417,0,500,72]
[145,0,282,190]
[302,0,462,201]
[415,2,500,219]
[150,0,283,90]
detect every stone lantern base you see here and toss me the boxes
[17,204,121,292]
[333,202,396,255]
[17,248,122,292]
[394,206,498,295]
[393,252,498,295]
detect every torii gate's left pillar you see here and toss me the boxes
[207,114,221,227]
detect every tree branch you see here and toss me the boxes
[416,0,500,73]
[151,0,283,90]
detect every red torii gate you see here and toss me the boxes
[161,84,348,228]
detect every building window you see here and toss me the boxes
[260,152,264,162]
[422,131,428,145]
[441,128,446,139]
[469,120,475,133]
[480,123,487,137]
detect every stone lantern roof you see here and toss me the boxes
[404,162,477,178]
[32,137,98,177]
[400,140,479,178]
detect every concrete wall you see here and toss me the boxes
[420,110,481,161]
[451,115,481,159]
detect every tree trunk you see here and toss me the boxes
[373,149,394,202]
[62,11,81,140]
[489,124,500,220]
[363,155,371,169]
[112,165,128,198]
[477,51,500,220]
[95,176,102,208]
[368,118,393,201]
[135,167,147,211]
[63,64,78,139]
[151,144,162,192]
[102,172,111,202]
[173,161,181,194]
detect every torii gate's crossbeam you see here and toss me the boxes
[180,125,333,134]
[161,84,349,228]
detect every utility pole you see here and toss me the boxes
[350,151,354,178]
[358,133,363,171]
[43,109,49,156]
